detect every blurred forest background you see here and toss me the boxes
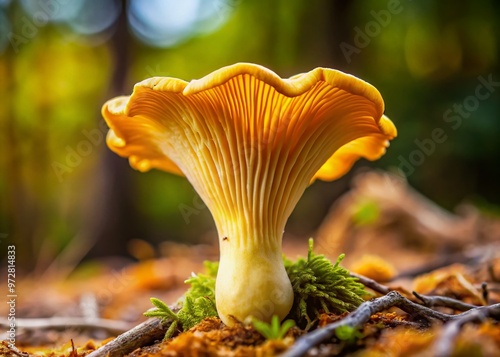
[1,0,499,273]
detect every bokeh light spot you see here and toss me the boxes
[127,0,233,48]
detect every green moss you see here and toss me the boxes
[145,239,366,336]
[144,261,218,338]
[285,239,366,329]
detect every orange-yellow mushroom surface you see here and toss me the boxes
[102,63,396,325]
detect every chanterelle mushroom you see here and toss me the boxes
[102,63,397,325]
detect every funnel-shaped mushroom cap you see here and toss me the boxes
[102,63,396,325]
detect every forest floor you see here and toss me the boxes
[1,171,499,356]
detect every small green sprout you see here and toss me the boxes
[352,199,380,226]
[144,297,180,339]
[143,261,219,339]
[335,325,363,344]
[252,315,295,340]
[144,297,178,322]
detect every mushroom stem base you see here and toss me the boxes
[215,244,293,326]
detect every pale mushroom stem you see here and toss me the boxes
[214,215,293,325]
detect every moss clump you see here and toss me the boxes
[285,239,366,329]
[144,261,218,338]
[177,262,218,330]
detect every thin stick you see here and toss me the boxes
[0,341,31,357]
[349,272,392,295]
[412,291,478,311]
[279,291,500,357]
[434,304,500,357]
[394,244,499,279]
[0,317,132,336]
[280,292,423,357]
[86,317,172,357]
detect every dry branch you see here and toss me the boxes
[280,291,500,357]
[352,272,481,311]
[412,291,478,311]
[434,305,500,357]
[349,272,392,295]
[1,341,32,357]
[0,317,132,336]
[86,317,173,357]
[394,243,500,279]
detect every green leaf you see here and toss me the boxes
[150,297,169,310]
[252,315,295,340]
[351,199,380,226]
[143,297,179,323]
[335,325,363,344]
[164,320,178,340]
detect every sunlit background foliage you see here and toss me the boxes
[0,0,499,272]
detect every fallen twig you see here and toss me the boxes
[69,339,77,357]
[394,243,500,279]
[481,282,489,303]
[86,317,174,357]
[281,291,438,357]
[0,341,31,357]
[434,304,500,357]
[0,316,132,337]
[351,272,481,312]
[412,291,478,311]
[280,291,500,357]
[349,272,392,295]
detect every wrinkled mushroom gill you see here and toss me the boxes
[106,71,391,252]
